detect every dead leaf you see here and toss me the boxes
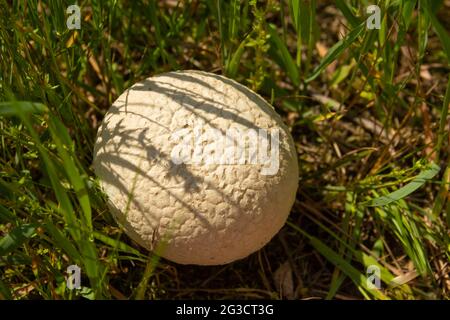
[315,42,328,58]
[273,261,295,299]
[420,65,432,81]
[388,270,418,288]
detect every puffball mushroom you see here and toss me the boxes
[93,70,298,265]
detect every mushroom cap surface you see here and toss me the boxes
[93,70,298,265]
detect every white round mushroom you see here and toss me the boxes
[93,70,298,265]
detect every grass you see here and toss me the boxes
[0,0,449,300]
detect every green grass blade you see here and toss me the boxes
[36,142,81,240]
[0,223,37,256]
[0,205,15,223]
[134,253,161,300]
[0,101,47,116]
[401,0,418,29]
[288,221,389,300]
[418,1,430,59]
[93,231,144,257]
[367,163,441,207]
[267,23,300,86]
[293,216,411,294]
[432,77,450,216]
[44,220,82,262]
[0,279,12,300]
[304,0,317,72]
[287,0,302,67]
[10,101,81,241]
[289,0,300,32]
[305,23,364,83]
[436,76,450,160]
[78,238,104,297]
[375,201,432,275]
[228,0,240,42]
[335,0,361,28]
[225,34,250,78]
[423,0,450,63]
[48,116,92,232]
[7,100,105,296]
[216,0,225,68]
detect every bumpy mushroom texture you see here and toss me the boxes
[93,70,298,265]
